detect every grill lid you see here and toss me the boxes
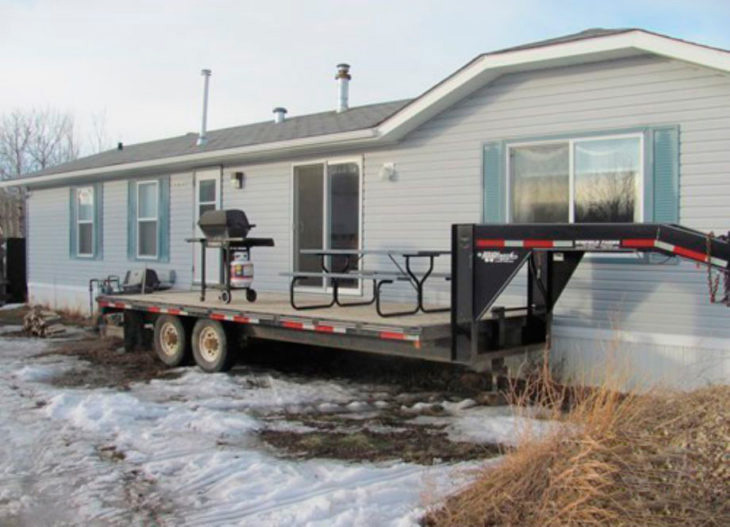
[198,209,254,239]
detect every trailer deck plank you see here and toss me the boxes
[100,290,451,330]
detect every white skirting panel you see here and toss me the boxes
[28,282,91,315]
[550,326,730,391]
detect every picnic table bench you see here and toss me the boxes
[282,248,451,317]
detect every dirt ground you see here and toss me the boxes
[4,307,509,465]
[40,336,183,390]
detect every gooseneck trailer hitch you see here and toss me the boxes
[451,223,730,364]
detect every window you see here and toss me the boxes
[137,181,159,258]
[293,160,361,290]
[70,184,101,259]
[76,186,95,256]
[127,177,170,262]
[507,134,643,223]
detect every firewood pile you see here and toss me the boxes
[23,306,67,338]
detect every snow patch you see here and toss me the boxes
[0,303,25,310]
[446,406,558,446]
[13,363,71,382]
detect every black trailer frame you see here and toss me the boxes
[450,223,730,364]
[99,222,730,372]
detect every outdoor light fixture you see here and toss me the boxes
[231,171,245,189]
[379,162,396,181]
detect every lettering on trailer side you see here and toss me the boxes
[575,240,621,250]
[477,250,519,263]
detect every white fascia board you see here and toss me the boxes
[629,31,730,74]
[2,127,378,189]
[376,30,730,140]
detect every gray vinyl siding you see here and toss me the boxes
[364,54,730,339]
[27,174,194,291]
[222,160,291,293]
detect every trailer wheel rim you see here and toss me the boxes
[198,327,220,363]
[160,322,180,357]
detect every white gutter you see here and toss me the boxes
[1,127,379,189]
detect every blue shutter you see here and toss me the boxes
[127,180,137,260]
[158,176,170,262]
[651,126,679,223]
[94,183,103,260]
[483,142,505,223]
[69,188,77,257]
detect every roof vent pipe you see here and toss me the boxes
[273,107,287,123]
[335,63,351,113]
[197,68,212,146]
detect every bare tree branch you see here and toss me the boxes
[0,108,79,179]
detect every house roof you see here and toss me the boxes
[8,28,730,188]
[489,28,636,55]
[31,99,411,178]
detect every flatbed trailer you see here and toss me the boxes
[98,222,730,374]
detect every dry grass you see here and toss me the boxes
[423,356,730,527]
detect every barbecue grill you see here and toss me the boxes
[186,209,274,303]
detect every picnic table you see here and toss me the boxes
[283,248,451,317]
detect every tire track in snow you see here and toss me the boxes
[182,464,429,526]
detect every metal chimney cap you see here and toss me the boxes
[201,68,212,76]
[272,107,288,124]
[335,63,351,80]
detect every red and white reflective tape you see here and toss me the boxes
[476,239,573,249]
[279,319,418,342]
[378,331,420,342]
[476,237,727,267]
[622,239,727,267]
[99,300,131,309]
[147,306,188,316]
[281,319,347,334]
[210,312,260,325]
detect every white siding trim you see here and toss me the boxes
[553,324,730,350]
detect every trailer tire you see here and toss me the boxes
[153,315,190,367]
[191,319,235,372]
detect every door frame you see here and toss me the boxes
[290,155,363,295]
[193,166,223,284]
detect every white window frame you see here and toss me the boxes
[136,180,159,260]
[290,156,364,295]
[76,186,95,258]
[505,132,645,223]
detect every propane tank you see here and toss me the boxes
[230,250,254,289]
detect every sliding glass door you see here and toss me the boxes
[293,160,360,290]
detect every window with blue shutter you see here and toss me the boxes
[483,141,505,223]
[482,126,680,262]
[69,183,102,260]
[483,127,679,225]
[648,126,679,223]
[127,176,170,262]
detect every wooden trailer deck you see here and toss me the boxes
[98,290,459,364]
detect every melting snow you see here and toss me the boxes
[0,333,546,526]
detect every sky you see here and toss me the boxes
[2,0,729,152]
